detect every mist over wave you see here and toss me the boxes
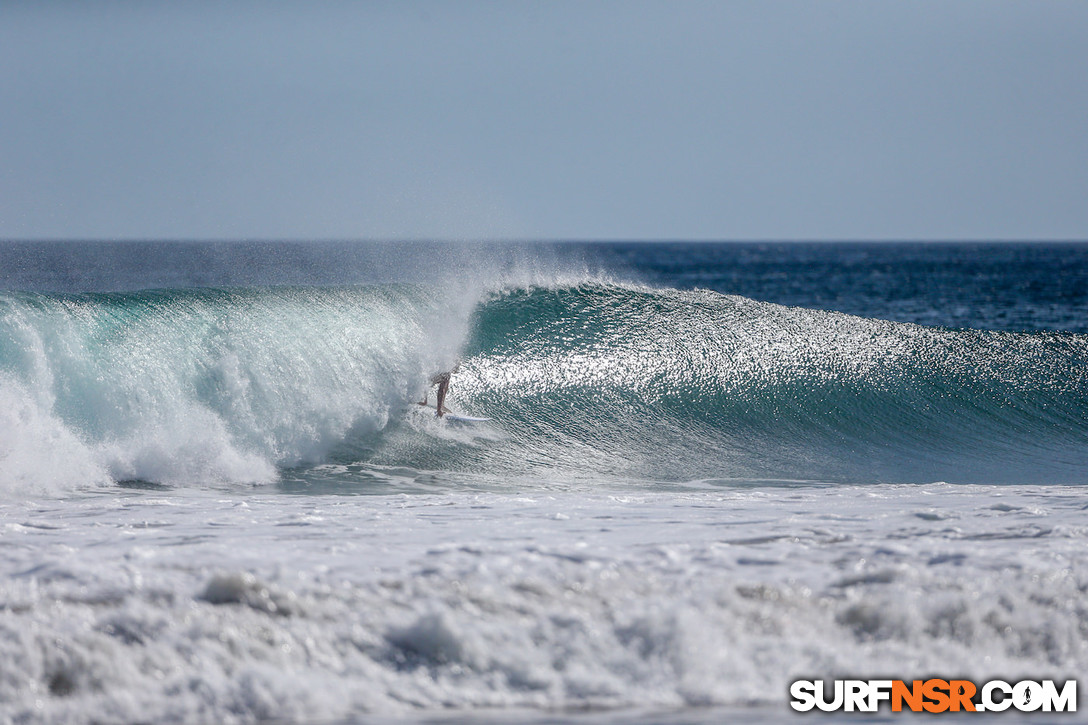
[3,276,1087,494]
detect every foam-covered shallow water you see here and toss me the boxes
[2,485,1085,723]
[1,241,1087,723]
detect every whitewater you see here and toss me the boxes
[1,241,1086,724]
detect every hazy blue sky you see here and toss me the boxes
[2,1,1086,241]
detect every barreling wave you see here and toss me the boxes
[3,281,1087,493]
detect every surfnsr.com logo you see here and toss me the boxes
[790,679,1077,713]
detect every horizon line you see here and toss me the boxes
[3,237,1088,245]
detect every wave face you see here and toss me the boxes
[451,284,1088,485]
[3,282,1087,492]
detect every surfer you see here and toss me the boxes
[418,363,459,417]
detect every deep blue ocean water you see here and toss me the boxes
[4,241,1087,333]
[584,241,1088,334]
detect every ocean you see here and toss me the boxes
[1,241,1085,723]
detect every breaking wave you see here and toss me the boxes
[2,282,1087,493]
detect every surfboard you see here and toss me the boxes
[442,413,492,423]
[414,402,491,423]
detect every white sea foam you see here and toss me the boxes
[0,377,110,496]
[1,484,1084,723]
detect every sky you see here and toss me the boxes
[1,1,1086,242]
